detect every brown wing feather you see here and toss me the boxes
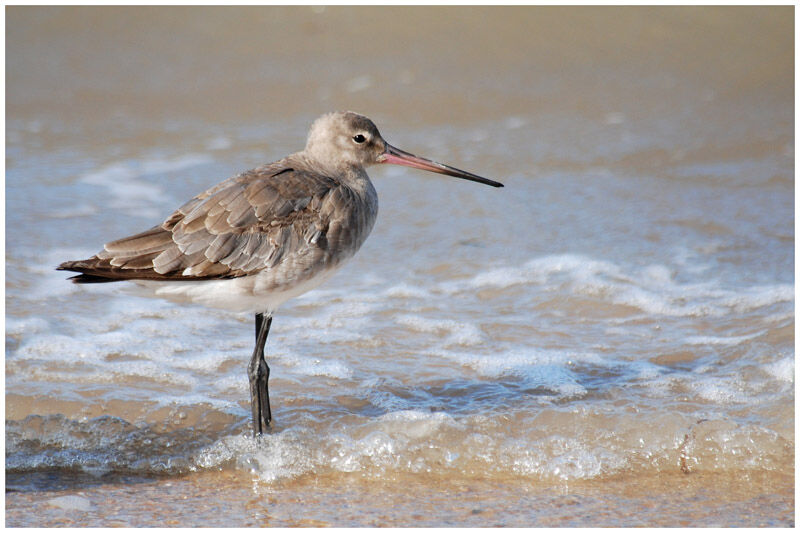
[58,158,342,283]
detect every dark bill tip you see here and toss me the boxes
[379,144,504,188]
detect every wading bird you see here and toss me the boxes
[58,111,503,436]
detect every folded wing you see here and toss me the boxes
[58,161,343,283]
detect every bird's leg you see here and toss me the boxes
[248,313,272,436]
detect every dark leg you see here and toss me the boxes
[248,313,272,436]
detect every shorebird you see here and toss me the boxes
[58,111,503,436]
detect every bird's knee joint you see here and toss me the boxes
[249,360,269,382]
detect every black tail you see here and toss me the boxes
[57,260,120,284]
[60,272,120,284]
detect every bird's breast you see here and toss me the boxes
[317,176,378,263]
[250,176,378,295]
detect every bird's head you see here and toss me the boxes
[305,111,503,187]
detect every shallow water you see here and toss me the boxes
[5,5,794,527]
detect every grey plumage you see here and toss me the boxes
[57,111,502,435]
[59,111,501,292]
[59,160,375,290]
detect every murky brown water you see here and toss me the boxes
[6,5,794,527]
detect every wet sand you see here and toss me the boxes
[7,468,794,527]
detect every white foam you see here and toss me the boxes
[374,410,457,439]
[192,411,463,482]
[628,361,664,380]
[18,247,107,299]
[164,351,233,375]
[439,347,602,376]
[684,332,763,346]
[15,334,103,362]
[692,377,746,404]
[278,316,370,345]
[396,315,485,346]
[447,253,794,319]
[8,399,793,483]
[6,316,51,337]
[212,374,248,394]
[764,355,794,383]
[467,266,532,290]
[234,430,317,483]
[79,154,213,218]
[527,438,625,480]
[448,254,624,293]
[434,348,595,399]
[720,284,795,312]
[331,430,404,474]
[280,352,354,380]
[328,432,388,473]
[151,394,241,414]
[10,242,794,484]
[383,283,430,299]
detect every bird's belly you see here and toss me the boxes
[130,180,377,315]
[132,262,343,315]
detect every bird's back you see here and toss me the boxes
[58,155,379,299]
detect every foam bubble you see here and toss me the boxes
[374,410,456,439]
[280,352,354,380]
[692,377,746,404]
[721,284,794,312]
[435,348,594,399]
[627,360,664,380]
[6,244,793,488]
[169,351,235,375]
[383,283,430,299]
[439,347,602,376]
[467,266,531,290]
[6,316,51,337]
[503,435,627,480]
[444,253,794,318]
[460,254,617,291]
[685,332,763,346]
[278,315,370,345]
[764,356,794,382]
[110,361,198,387]
[680,419,793,473]
[7,405,793,484]
[396,315,485,346]
[15,334,103,362]
[79,154,213,218]
[222,430,317,483]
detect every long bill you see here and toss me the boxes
[378,144,504,188]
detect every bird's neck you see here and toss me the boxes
[292,152,372,188]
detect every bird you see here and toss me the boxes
[58,111,504,436]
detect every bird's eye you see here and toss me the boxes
[352,134,367,144]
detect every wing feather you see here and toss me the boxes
[58,158,349,283]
